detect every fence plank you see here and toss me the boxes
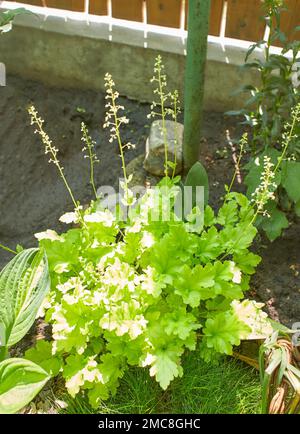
[45,1,85,11]
[280,0,300,42]
[185,0,224,36]
[146,0,182,28]
[19,1,44,5]
[225,0,265,42]
[208,0,224,35]
[111,0,144,22]
[5,0,44,5]
[89,0,108,15]
[4,0,299,45]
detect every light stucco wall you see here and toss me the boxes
[0,5,263,111]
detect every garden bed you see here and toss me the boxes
[1,74,299,328]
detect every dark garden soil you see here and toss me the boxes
[0,75,299,327]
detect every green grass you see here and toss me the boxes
[60,351,261,414]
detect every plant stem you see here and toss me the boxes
[0,243,16,255]
[157,66,168,178]
[111,92,128,186]
[227,137,246,196]
[89,157,98,199]
[29,107,82,219]
[82,125,98,199]
[274,106,299,174]
[57,162,78,210]
[0,346,8,361]
[172,95,179,179]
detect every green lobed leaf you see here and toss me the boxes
[203,311,250,355]
[25,340,62,376]
[149,348,183,390]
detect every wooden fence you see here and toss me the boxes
[4,0,300,43]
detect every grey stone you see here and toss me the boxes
[143,120,184,176]
[126,154,160,188]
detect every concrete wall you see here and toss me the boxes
[0,5,263,111]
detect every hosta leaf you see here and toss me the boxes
[261,207,289,241]
[281,161,300,203]
[0,249,50,347]
[295,200,300,217]
[0,358,50,414]
[184,161,209,207]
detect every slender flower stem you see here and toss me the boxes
[0,243,16,255]
[28,106,85,226]
[157,66,168,177]
[148,56,180,179]
[274,105,299,174]
[89,150,97,199]
[103,74,135,206]
[111,94,128,184]
[81,123,99,199]
[171,91,181,179]
[226,134,247,196]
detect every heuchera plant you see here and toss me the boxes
[24,57,275,409]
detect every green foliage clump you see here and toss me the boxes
[228,0,300,240]
[244,105,300,240]
[23,57,275,410]
[24,185,266,408]
[0,8,33,33]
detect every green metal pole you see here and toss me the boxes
[183,0,211,170]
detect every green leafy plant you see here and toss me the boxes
[0,249,51,413]
[228,0,300,240]
[29,186,266,408]
[0,8,34,33]
[245,104,300,240]
[25,58,277,409]
[230,0,299,150]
